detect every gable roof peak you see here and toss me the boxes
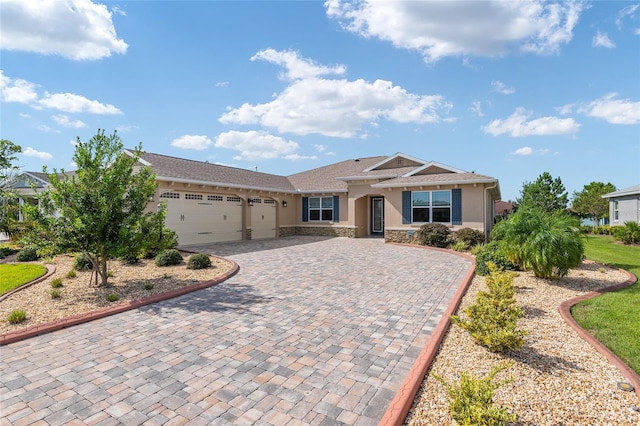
[363,152,428,172]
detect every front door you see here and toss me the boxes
[371,197,384,235]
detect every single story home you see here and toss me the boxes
[602,184,640,225]
[8,151,501,245]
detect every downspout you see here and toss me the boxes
[484,182,498,242]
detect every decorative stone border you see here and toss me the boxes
[0,258,239,346]
[558,268,640,399]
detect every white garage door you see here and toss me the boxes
[250,198,276,239]
[160,192,243,245]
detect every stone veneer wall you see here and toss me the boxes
[280,226,357,238]
[384,229,421,244]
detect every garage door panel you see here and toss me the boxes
[161,192,243,245]
[251,199,276,239]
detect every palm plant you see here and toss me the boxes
[491,208,584,279]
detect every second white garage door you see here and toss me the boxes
[250,198,276,239]
[161,192,243,245]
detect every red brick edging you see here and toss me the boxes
[0,258,239,346]
[558,267,640,399]
[379,244,476,426]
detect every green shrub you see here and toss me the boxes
[594,225,612,235]
[16,247,38,262]
[451,240,468,252]
[435,362,516,426]
[491,208,584,279]
[455,228,485,249]
[0,245,18,257]
[452,264,527,353]
[120,254,140,265]
[613,221,640,245]
[50,289,61,299]
[105,293,119,302]
[50,278,63,288]
[154,249,183,267]
[144,283,154,290]
[73,253,93,271]
[473,241,516,276]
[65,269,77,279]
[187,253,212,270]
[418,223,451,248]
[7,309,27,324]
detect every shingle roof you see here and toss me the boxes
[371,172,497,188]
[602,184,640,198]
[136,151,297,193]
[287,156,387,192]
[131,150,498,193]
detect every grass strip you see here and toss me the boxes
[0,264,47,295]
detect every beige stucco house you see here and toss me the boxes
[7,151,501,245]
[135,151,501,245]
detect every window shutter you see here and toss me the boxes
[452,188,462,225]
[402,191,411,224]
[333,196,339,222]
[302,197,309,222]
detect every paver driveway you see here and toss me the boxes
[1,236,472,426]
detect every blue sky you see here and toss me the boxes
[1,0,639,202]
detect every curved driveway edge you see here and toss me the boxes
[558,268,640,399]
[379,245,475,426]
[0,258,238,346]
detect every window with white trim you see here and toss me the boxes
[412,190,451,223]
[309,196,333,221]
[613,200,619,221]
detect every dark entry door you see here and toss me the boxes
[371,197,384,235]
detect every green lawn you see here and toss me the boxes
[0,264,48,295]
[571,235,640,374]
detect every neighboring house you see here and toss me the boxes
[8,151,501,245]
[602,184,640,226]
[2,171,53,221]
[494,200,514,221]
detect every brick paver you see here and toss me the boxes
[0,236,471,425]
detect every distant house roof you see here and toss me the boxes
[602,184,640,199]
[495,200,514,216]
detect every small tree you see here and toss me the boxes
[571,181,616,229]
[491,208,584,279]
[0,139,23,239]
[516,172,568,213]
[40,130,158,286]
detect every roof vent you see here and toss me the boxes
[354,159,360,162]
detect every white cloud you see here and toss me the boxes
[251,48,346,81]
[492,80,515,95]
[23,147,53,160]
[0,70,122,115]
[36,92,122,114]
[215,81,230,88]
[18,113,31,119]
[51,114,87,128]
[170,134,212,151]
[325,0,585,62]
[0,0,128,60]
[592,31,615,48]
[220,50,451,138]
[511,147,533,156]
[215,130,300,161]
[469,101,484,117]
[314,144,327,152]
[115,124,137,132]
[482,107,580,137]
[616,5,639,30]
[577,93,640,124]
[283,153,318,161]
[0,70,38,103]
[36,124,61,134]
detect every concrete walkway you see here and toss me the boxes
[1,237,472,426]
